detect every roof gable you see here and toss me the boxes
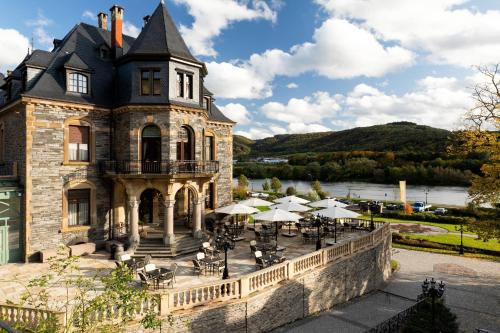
[127,3,199,63]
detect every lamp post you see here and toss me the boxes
[216,231,235,280]
[455,223,464,255]
[424,188,430,206]
[419,278,446,330]
[315,215,322,251]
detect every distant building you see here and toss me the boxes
[0,3,235,262]
[257,157,289,164]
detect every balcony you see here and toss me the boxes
[99,160,219,178]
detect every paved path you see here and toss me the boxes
[273,249,500,333]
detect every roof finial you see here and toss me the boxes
[160,0,165,4]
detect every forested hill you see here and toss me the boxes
[234,122,450,159]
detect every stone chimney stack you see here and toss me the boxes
[98,12,108,30]
[110,5,124,57]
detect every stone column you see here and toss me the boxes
[193,199,203,239]
[163,199,176,245]
[128,198,140,245]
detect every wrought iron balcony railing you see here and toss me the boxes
[99,160,219,176]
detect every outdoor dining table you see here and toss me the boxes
[256,243,275,254]
[200,257,223,274]
[146,267,172,289]
[261,254,282,265]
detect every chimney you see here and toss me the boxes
[98,12,108,30]
[110,5,124,57]
[143,15,151,27]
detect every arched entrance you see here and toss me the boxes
[142,125,161,173]
[174,186,196,232]
[139,189,162,225]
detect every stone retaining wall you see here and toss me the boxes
[128,229,391,333]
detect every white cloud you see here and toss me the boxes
[173,0,277,57]
[123,21,140,38]
[315,0,500,67]
[342,76,472,129]
[82,10,96,21]
[205,61,273,99]
[26,10,54,50]
[0,28,30,72]
[236,126,284,140]
[261,91,342,124]
[206,18,414,99]
[218,103,252,124]
[287,83,298,89]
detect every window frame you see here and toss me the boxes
[68,189,91,227]
[64,118,95,165]
[68,125,90,162]
[141,69,161,96]
[62,180,97,233]
[67,72,89,94]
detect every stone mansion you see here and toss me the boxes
[0,3,234,262]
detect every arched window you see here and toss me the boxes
[142,125,161,162]
[68,73,88,94]
[177,126,194,161]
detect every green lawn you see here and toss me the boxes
[256,206,271,212]
[393,243,500,262]
[367,216,461,232]
[402,233,500,252]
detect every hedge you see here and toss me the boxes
[381,211,472,224]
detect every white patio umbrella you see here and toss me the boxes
[314,206,360,219]
[215,204,259,239]
[239,197,274,207]
[309,198,348,208]
[271,202,311,212]
[274,195,310,205]
[253,208,302,240]
[215,203,259,215]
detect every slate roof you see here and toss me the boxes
[127,3,200,64]
[24,50,55,68]
[24,23,135,107]
[64,52,92,71]
[209,103,235,123]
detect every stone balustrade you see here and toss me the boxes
[0,304,65,330]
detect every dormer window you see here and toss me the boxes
[68,73,88,94]
[176,72,184,98]
[203,97,210,110]
[141,69,161,96]
[186,74,193,99]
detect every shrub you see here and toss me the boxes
[286,186,297,196]
[402,299,458,333]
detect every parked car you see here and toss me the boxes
[385,204,400,211]
[412,201,432,212]
[434,207,448,215]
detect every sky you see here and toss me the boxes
[0,0,498,139]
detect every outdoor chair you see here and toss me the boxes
[254,230,263,242]
[295,222,302,233]
[302,232,311,244]
[250,240,258,253]
[115,261,123,268]
[215,261,225,276]
[135,260,146,273]
[269,240,278,254]
[196,252,205,261]
[144,263,157,275]
[119,253,132,262]
[138,272,153,289]
[192,259,205,276]
[144,254,152,265]
[255,257,267,270]
[254,250,263,259]
[170,263,178,283]
[158,271,174,289]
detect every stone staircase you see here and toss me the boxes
[133,232,204,258]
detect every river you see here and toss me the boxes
[235,179,470,207]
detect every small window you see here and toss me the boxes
[176,72,184,98]
[68,73,88,94]
[68,189,90,226]
[203,97,210,110]
[141,70,161,96]
[69,125,90,162]
[186,74,193,99]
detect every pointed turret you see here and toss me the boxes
[128,2,200,64]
